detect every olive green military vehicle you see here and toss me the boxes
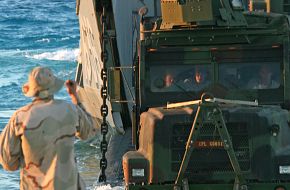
[75,0,290,189]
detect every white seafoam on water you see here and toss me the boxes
[25,48,79,61]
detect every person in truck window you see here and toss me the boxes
[247,64,280,89]
[0,66,98,190]
[181,67,210,91]
[194,68,204,84]
[164,73,175,88]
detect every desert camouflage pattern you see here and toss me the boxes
[0,98,97,190]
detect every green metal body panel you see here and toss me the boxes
[124,2,290,190]
[124,104,290,187]
[139,13,290,108]
[161,0,247,28]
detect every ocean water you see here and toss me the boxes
[0,0,122,189]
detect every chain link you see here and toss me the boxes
[99,1,109,183]
[101,86,108,99]
[101,104,108,117]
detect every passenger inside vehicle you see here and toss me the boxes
[247,64,280,89]
[219,62,280,90]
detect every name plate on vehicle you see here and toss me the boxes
[279,166,290,174]
[194,140,224,148]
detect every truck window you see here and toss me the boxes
[150,64,212,92]
[218,62,281,90]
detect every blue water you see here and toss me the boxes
[0,0,121,189]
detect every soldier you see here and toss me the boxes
[194,68,204,84]
[247,64,279,89]
[181,66,210,91]
[0,66,97,190]
[164,73,174,88]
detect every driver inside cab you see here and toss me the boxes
[181,67,209,91]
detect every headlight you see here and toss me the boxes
[132,168,145,177]
[123,151,149,185]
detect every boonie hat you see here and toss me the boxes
[22,66,64,98]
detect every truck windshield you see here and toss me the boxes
[218,62,281,90]
[150,64,212,92]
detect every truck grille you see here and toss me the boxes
[171,122,250,174]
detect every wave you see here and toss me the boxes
[0,70,24,88]
[35,36,77,44]
[25,48,79,61]
[93,185,124,190]
[35,38,51,43]
[60,37,70,41]
[0,110,15,118]
[0,82,19,89]
[0,49,23,56]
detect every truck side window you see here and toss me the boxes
[150,64,212,92]
[218,62,281,90]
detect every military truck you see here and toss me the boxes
[75,0,290,189]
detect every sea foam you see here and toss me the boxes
[0,110,15,118]
[93,185,124,190]
[25,48,79,61]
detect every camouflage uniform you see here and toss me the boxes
[0,97,96,190]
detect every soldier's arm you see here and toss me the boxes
[0,115,21,171]
[65,79,98,140]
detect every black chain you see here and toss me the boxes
[99,2,109,183]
